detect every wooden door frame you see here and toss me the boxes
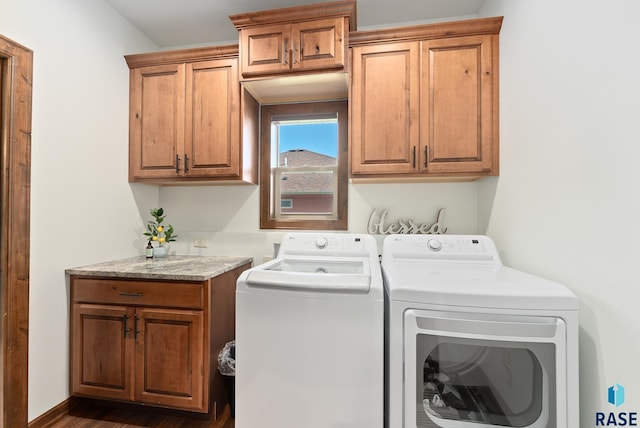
[1,34,33,427]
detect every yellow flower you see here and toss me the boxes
[159,237,166,243]
[156,226,163,233]
[152,236,158,241]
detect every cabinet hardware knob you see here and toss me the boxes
[424,146,429,168]
[176,154,181,174]
[184,153,189,173]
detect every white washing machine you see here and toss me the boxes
[381,235,578,428]
[236,233,383,428]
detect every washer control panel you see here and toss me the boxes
[279,233,374,257]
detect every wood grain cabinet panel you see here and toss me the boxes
[135,308,204,411]
[239,18,346,77]
[185,60,240,178]
[349,17,502,181]
[70,263,250,416]
[126,46,258,184]
[129,64,185,179]
[241,24,291,75]
[71,304,134,402]
[351,42,420,175]
[230,1,355,79]
[421,35,495,174]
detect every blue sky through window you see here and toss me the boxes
[278,122,338,158]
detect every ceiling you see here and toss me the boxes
[104,0,486,48]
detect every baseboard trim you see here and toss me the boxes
[28,396,81,428]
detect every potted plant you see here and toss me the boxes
[144,208,177,258]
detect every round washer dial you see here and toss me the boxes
[315,237,328,249]
[427,239,442,252]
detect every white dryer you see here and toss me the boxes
[381,235,578,428]
[236,233,383,428]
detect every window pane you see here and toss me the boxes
[259,101,347,230]
[272,118,338,218]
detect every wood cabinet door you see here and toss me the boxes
[184,59,240,178]
[420,35,496,174]
[351,42,420,175]
[292,18,345,72]
[134,308,206,412]
[240,24,291,77]
[71,304,135,401]
[129,63,185,180]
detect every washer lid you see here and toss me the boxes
[246,258,372,293]
[383,262,578,311]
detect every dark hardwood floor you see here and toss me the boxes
[44,400,234,428]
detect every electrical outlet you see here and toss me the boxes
[193,238,208,248]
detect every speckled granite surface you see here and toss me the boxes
[65,255,253,281]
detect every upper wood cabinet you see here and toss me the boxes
[230,0,356,79]
[351,42,420,175]
[125,45,258,184]
[350,17,503,181]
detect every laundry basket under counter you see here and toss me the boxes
[65,255,252,417]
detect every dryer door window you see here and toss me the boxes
[404,309,567,428]
[419,339,551,427]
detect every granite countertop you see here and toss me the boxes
[65,255,253,281]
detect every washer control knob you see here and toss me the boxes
[315,237,328,249]
[427,239,442,252]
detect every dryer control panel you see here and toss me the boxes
[382,235,502,265]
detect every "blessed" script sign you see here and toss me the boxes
[367,208,448,235]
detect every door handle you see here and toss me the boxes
[123,314,131,337]
[134,314,140,339]
[283,39,288,65]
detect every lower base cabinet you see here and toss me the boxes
[70,263,249,416]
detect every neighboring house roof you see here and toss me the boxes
[279,149,336,167]
[278,149,336,194]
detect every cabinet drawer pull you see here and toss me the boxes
[424,146,429,168]
[119,292,142,298]
[184,153,189,173]
[176,154,181,174]
[412,146,416,168]
[293,42,298,64]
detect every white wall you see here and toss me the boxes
[479,0,640,421]
[0,0,160,420]
[158,181,480,262]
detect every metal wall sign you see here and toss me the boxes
[367,208,448,235]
